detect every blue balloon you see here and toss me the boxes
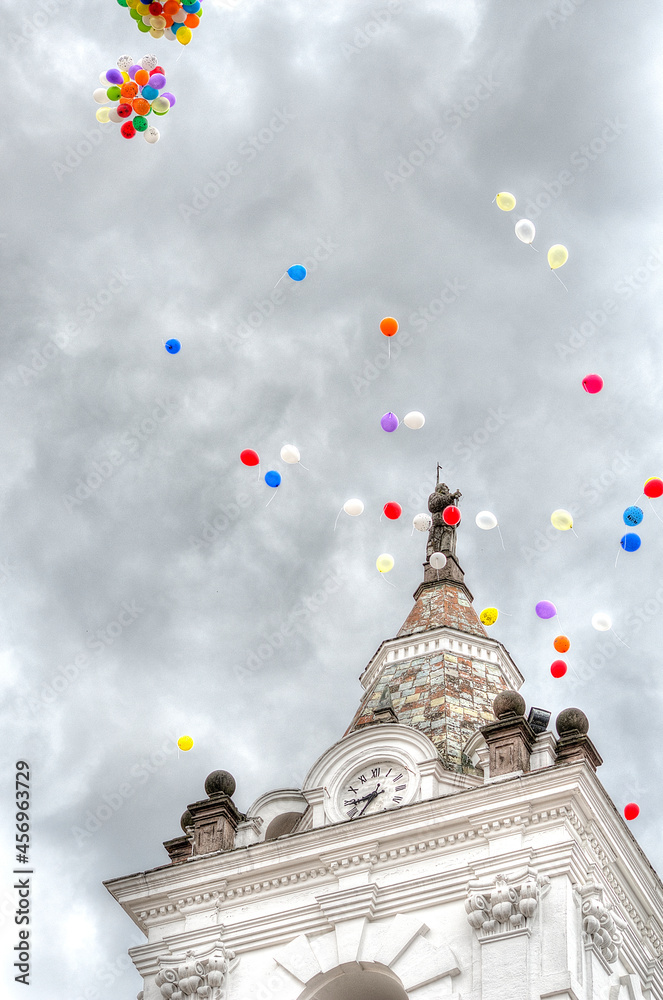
[623,505,643,526]
[142,85,159,100]
[265,470,281,488]
[287,265,307,281]
[165,339,181,354]
[620,532,641,552]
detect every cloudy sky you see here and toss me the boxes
[2,0,663,996]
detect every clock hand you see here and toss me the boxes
[357,783,384,817]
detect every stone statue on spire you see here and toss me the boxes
[426,466,462,561]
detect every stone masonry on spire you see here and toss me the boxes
[345,475,523,770]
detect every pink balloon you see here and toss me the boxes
[582,373,603,394]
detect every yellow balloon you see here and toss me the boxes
[127,0,138,6]
[121,71,130,83]
[149,26,164,37]
[551,508,573,531]
[547,244,568,269]
[480,607,499,626]
[136,3,149,13]
[96,106,111,123]
[177,25,193,44]
[178,735,194,751]
[496,192,516,211]
[376,553,394,573]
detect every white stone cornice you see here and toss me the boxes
[358,625,524,694]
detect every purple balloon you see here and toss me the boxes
[149,73,166,89]
[535,600,557,620]
[161,91,176,107]
[380,411,399,432]
[106,68,124,85]
[128,64,142,80]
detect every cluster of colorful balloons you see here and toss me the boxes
[380,411,425,432]
[93,55,175,141]
[118,0,203,44]
[495,192,568,275]
[617,478,663,553]
[240,445,303,489]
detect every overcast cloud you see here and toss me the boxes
[2,1,663,997]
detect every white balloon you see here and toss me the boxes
[172,8,187,21]
[475,510,498,530]
[141,53,158,70]
[165,28,176,39]
[108,108,123,123]
[149,27,165,37]
[142,15,151,24]
[403,411,425,430]
[343,498,364,517]
[116,54,133,71]
[515,219,536,244]
[93,88,109,104]
[413,513,432,532]
[280,445,300,464]
[144,126,160,144]
[99,71,109,85]
[430,552,447,569]
[591,612,612,631]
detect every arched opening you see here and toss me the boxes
[297,962,409,1000]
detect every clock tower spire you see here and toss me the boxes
[345,473,522,770]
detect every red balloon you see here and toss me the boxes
[150,66,165,76]
[240,449,259,467]
[624,802,640,820]
[582,373,603,394]
[149,2,163,12]
[383,502,402,520]
[644,477,663,498]
[120,120,136,138]
[550,659,567,678]
[117,103,133,119]
[442,505,461,526]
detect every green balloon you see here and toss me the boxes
[137,20,150,31]
[130,7,141,19]
[116,0,128,6]
[107,86,121,101]
[133,115,148,132]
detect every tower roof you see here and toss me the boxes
[345,476,520,770]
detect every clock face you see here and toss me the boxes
[340,761,412,820]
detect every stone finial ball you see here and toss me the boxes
[204,770,236,798]
[180,809,193,832]
[556,707,589,736]
[493,690,526,719]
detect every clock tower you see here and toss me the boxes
[105,480,663,1000]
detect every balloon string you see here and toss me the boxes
[333,507,342,531]
[611,627,630,648]
[491,196,496,204]
[615,547,620,569]
[381,573,397,589]
[388,340,391,360]
[298,463,310,472]
[552,269,568,292]
[273,272,286,289]
[265,491,277,507]
[529,243,540,253]
[496,524,506,551]
[647,498,663,524]
[571,527,579,538]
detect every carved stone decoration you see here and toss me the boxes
[155,942,239,999]
[466,871,550,938]
[581,893,623,965]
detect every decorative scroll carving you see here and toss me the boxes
[155,942,239,999]
[466,871,549,937]
[581,891,623,965]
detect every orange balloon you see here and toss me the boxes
[553,635,570,653]
[134,69,149,86]
[380,316,398,337]
[133,98,150,115]
[185,12,199,26]
[163,0,179,12]
[164,14,173,25]
[121,82,139,99]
